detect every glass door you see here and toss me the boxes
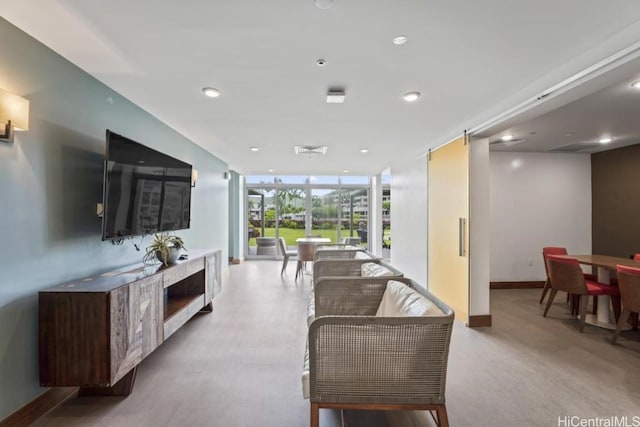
[310,189,340,243]
[276,187,307,250]
[340,188,369,248]
[247,187,277,258]
[245,176,371,257]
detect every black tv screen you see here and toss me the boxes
[102,130,192,240]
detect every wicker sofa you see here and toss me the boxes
[313,245,374,261]
[308,259,403,326]
[303,277,454,427]
[313,257,401,281]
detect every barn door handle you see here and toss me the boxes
[458,218,466,257]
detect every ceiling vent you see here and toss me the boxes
[549,143,601,152]
[294,145,328,155]
[326,89,345,103]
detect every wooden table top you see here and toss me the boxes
[296,237,331,243]
[558,254,640,270]
[41,249,215,293]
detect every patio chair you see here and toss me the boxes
[278,237,297,275]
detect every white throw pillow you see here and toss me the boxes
[361,262,394,277]
[354,251,373,260]
[376,280,443,317]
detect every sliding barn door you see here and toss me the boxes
[428,135,469,322]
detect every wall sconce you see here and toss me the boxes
[191,168,198,187]
[0,88,30,143]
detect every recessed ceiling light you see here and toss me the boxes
[598,137,613,144]
[393,35,408,45]
[501,134,514,141]
[402,91,421,102]
[250,147,260,151]
[360,148,369,153]
[316,59,327,67]
[202,87,221,98]
[268,169,274,172]
[315,0,333,10]
[343,169,349,173]
[631,80,640,89]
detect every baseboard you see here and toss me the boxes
[490,281,544,289]
[0,387,77,427]
[467,315,492,328]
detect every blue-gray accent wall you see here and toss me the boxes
[0,18,229,419]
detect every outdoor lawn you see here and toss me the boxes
[249,228,346,247]
[248,227,391,248]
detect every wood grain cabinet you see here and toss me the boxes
[39,249,222,396]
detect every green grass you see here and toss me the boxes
[249,228,361,247]
[249,227,391,248]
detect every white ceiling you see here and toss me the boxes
[4,1,640,175]
[480,54,640,153]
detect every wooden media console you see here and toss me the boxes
[38,249,222,396]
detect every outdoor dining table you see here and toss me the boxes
[295,238,331,279]
[559,254,640,329]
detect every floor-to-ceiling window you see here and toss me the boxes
[381,172,391,259]
[245,175,371,259]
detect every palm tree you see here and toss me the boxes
[277,188,304,214]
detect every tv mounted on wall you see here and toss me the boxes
[102,130,192,240]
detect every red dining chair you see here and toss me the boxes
[540,247,596,313]
[544,256,620,333]
[605,253,639,287]
[612,265,640,343]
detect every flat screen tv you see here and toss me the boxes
[102,130,192,240]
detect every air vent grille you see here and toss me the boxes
[489,138,526,145]
[549,143,601,152]
[294,145,328,155]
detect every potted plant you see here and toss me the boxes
[143,233,187,266]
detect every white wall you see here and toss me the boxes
[490,152,591,282]
[390,157,428,286]
[469,139,490,315]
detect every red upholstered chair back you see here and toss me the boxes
[633,254,640,261]
[616,265,640,313]
[542,247,568,279]
[547,255,588,295]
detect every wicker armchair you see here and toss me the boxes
[305,277,454,427]
[313,258,401,282]
[313,246,375,261]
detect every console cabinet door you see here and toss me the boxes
[110,275,163,384]
[205,254,215,302]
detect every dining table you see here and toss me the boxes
[560,254,640,330]
[295,238,332,279]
